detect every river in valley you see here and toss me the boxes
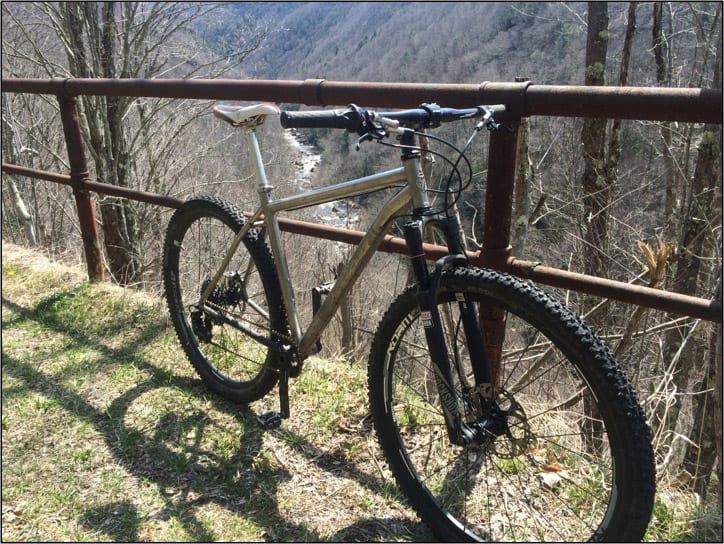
[283,129,360,229]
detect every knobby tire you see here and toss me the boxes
[368,267,655,542]
[163,195,288,403]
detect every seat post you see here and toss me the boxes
[244,129,273,203]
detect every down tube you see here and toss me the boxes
[298,187,413,358]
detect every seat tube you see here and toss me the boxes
[244,128,304,344]
[245,129,272,193]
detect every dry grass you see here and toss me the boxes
[2,240,720,542]
[1,241,429,542]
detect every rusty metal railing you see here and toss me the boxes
[2,77,722,324]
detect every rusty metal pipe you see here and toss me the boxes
[79,179,184,209]
[506,258,722,323]
[2,77,721,322]
[1,163,185,209]
[264,218,722,323]
[474,116,520,380]
[2,163,71,184]
[3,162,720,322]
[57,94,104,282]
[522,84,722,122]
[2,78,721,123]
[477,120,518,269]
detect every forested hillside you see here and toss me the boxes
[217,2,656,86]
[2,2,722,539]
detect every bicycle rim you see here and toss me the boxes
[164,196,284,401]
[369,268,654,542]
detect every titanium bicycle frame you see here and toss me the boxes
[196,122,494,443]
[198,126,425,360]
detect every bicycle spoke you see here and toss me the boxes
[369,267,653,541]
[164,196,286,403]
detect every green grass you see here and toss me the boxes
[1,242,428,542]
[646,493,723,542]
[2,241,721,542]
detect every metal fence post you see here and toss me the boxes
[0,77,720,321]
[57,93,104,282]
[474,117,521,386]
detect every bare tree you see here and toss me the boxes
[2,96,38,246]
[653,2,678,237]
[2,1,268,285]
[579,2,611,284]
[644,4,723,483]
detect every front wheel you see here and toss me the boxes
[368,267,655,542]
[163,195,288,403]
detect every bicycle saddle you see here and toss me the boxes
[213,103,280,127]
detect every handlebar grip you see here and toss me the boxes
[280,109,358,131]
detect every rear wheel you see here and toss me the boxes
[163,195,288,403]
[368,267,655,541]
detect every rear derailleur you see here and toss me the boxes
[191,272,246,342]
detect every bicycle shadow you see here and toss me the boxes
[1,290,431,542]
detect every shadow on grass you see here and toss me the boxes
[2,290,430,542]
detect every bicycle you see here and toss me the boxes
[162,101,655,542]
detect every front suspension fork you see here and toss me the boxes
[403,217,495,446]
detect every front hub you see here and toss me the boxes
[464,387,533,457]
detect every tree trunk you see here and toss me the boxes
[1,97,37,246]
[653,2,678,237]
[511,115,531,255]
[663,123,722,441]
[580,2,610,284]
[605,2,636,177]
[57,2,141,284]
[679,30,723,491]
[682,313,722,498]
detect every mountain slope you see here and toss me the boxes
[240,2,590,85]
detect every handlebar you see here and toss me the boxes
[279,108,360,130]
[280,103,506,133]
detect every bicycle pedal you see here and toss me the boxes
[256,411,283,430]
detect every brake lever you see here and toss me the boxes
[476,107,512,133]
[475,116,511,133]
[355,125,387,150]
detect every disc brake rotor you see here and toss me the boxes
[493,388,534,458]
[464,385,534,458]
